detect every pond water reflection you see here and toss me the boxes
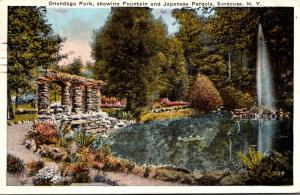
[105,112,293,171]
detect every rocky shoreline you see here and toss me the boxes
[37,111,135,135]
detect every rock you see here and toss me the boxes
[57,108,63,112]
[38,115,52,120]
[131,165,147,177]
[146,165,157,178]
[62,115,69,120]
[196,175,219,185]
[220,174,243,185]
[206,170,226,181]
[55,115,62,120]
[192,171,203,180]
[81,114,89,119]
[71,119,86,125]
[179,174,195,184]
[69,115,81,120]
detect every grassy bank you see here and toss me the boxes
[139,108,200,123]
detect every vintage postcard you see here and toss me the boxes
[0,0,299,193]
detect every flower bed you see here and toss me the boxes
[101,96,126,108]
[159,98,191,107]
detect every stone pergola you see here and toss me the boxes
[36,69,106,115]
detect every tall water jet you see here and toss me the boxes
[256,24,275,111]
[256,24,276,154]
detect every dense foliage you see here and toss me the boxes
[207,7,293,110]
[60,57,84,76]
[28,120,58,146]
[187,75,223,112]
[7,7,293,116]
[7,154,25,174]
[26,160,45,176]
[92,8,188,114]
[220,86,254,109]
[7,6,65,119]
[237,148,292,185]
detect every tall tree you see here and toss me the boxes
[7,6,64,119]
[161,37,188,100]
[91,7,168,113]
[172,9,208,74]
[260,8,293,110]
[62,57,84,76]
[207,8,259,59]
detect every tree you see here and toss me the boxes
[172,8,256,109]
[91,8,168,113]
[7,6,65,119]
[207,8,259,58]
[172,9,208,74]
[260,8,293,110]
[82,61,94,79]
[62,57,84,76]
[161,37,189,100]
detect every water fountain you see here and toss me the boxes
[256,24,276,154]
[256,24,275,111]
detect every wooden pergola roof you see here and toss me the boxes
[36,69,106,86]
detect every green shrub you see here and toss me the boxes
[237,148,292,185]
[187,75,223,112]
[237,147,263,174]
[103,108,135,120]
[7,154,24,174]
[220,86,254,109]
[71,128,95,149]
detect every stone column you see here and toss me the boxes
[61,82,71,113]
[92,85,101,112]
[37,82,49,114]
[85,85,93,113]
[72,82,84,113]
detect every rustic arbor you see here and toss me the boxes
[36,69,106,114]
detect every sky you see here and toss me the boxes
[46,8,179,66]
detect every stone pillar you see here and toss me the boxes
[92,85,101,112]
[85,85,93,113]
[72,83,83,113]
[37,82,49,114]
[61,82,71,113]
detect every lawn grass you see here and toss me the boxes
[13,103,35,110]
[139,108,200,123]
[9,113,37,123]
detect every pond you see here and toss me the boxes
[103,111,293,171]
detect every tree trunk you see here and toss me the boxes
[125,97,132,112]
[240,49,243,66]
[15,91,19,109]
[8,89,15,120]
[226,51,231,81]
